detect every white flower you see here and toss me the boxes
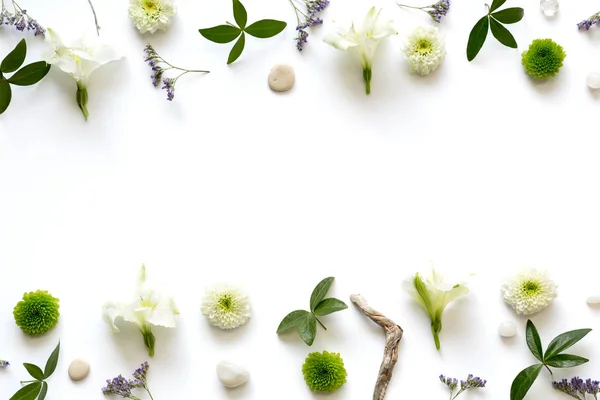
[128,0,176,34]
[502,268,557,316]
[323,7,397,94]
[402,25,445,76]
[43,28,122,120]
[201,283,251,330]
[402,268,469,350]
[102,265,179,356]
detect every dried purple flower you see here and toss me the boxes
[102,362,153,399]
[577,11,600,31]
[553,377,600,399]
[0,0,45,36]
[288,0,330,51]
[440,374,486,399]
[0,360,9,368]
[397,0,450,23]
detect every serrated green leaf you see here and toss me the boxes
[277,310,309,333]
[0,78,11,115]
[38,382,48,400]
[490,17,517,48]
[491,7,524,24]
[232,0,248,30]
[314,298,348,316]
[9,382,42,400]
[227,32,245,64]
[1,39,27,74]
[23,363,44,380]
[244,19,287,38]
[7,61,50,86]
[489,0,507,13]
[43,341,60,379]
[467,15,489,62]
[510,364,543,400]
[526,320,544,362]
[544,329,592,360]
[545,354,589,368]
[199,25,241,44]
[298,313,317,346]
[310,277,335,312]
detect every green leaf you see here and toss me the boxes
[489,0,507,13]
[510,364,543,400]
[490,17,517,48]
[227,32,245,65]
[9,382,42,400]
[244,19,287,38]
[1,39,27,74]
[491,7,524,24]
[199,25,242,44]
[38,382,48,400]
[43,341,60,379]
[314,298,348,316]
[544,329,592,360]
[0,78,11,115]
[23,363,44,381]
[310,277,335,312]
[526,320,544,362]
[232,0,248,30]
[545,354,589,368]
[466,15,489,62]
[277,310,309,333]
[298,313,317,346]
[8,61,50,86]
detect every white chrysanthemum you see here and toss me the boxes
[128,0,176,34]
[402,25,445,76]
[502,268,558,316]
[201,284,251,330]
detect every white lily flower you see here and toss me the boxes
[323,7,397,94]
[402,268,469,350]
[43,28,123,120]
[102,265,179,356]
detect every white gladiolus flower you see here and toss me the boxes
[128,0,176,34]
[201,283,251,330]
[402,25,445,75]
[502,268,557,316]
[323,6,397,94]
[102,265,179,356]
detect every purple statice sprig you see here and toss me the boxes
[288,0,330,51]
[577,11,600,31]
[396,0,450,23]
[440,374,487,400]
[553,377,600,399]
[102,362,153,400]
[143,44,210,102]
[0,0,45,36]
[0,360,9,368]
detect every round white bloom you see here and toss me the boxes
[128,0,176,34]
[401,25,445,76]
[502,268,558,316]
[201,283,251,330]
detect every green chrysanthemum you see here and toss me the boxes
[302,351,347,392]
[13,290,60,335]
[521,38,566,80]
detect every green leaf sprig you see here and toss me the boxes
[277,277,348,346]
[0,39,51,115]
[199,0,287,65]
[466,0,524,61]
[10,341,60,400]
[510,320,591,400]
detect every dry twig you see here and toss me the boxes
[350,294,403,400]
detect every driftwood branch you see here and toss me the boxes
[350,294,403,400]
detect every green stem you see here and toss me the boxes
[141,326,156,357]
[145,386,155,400]
[287,0,308,24]
[87,0,100,35]
[363,67,372,95]
[544,364,553,376]
[76,82,89,121]
[315,316,327,330]
[396,3,425,9]
[452,389,465,400]
[20,380,38,384]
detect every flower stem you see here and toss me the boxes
[544,364,553,376]
[363,67,372,95]
[76,83,89,121]
[87,0,100,36]
[315,316,327,330]
[396,3,424,9]
[141,326,156,357]
[145,386,155,400]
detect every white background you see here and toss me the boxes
[2,0,600,398]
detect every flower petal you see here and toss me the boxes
[146,297,179,328]
[323,32,359,51]
[102,301,126,332]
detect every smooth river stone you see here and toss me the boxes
[68,359,90,381]
[217,361,249,388]
[587,295,600,304]
[268,64,295,92]
[587,72,600,89]
[499,321,517,338]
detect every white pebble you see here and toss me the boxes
[68,359,90,381]
[499,321,517,338]
[586,295,600,304]
[540,0,559,17]
[268,64,295,92]
[587,72,600,89]
[217,361,249,388]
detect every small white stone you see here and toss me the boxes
[586,295,600,304]
[268,64,295,92]
[217,361,249,388]
[499,321,517,338]
[587,72,600,89]
[540,0,559,17]
[68,359,90,381]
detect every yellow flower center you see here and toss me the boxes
[522,281,540,297]
[143,0,159,14]
[416,39,432,55]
